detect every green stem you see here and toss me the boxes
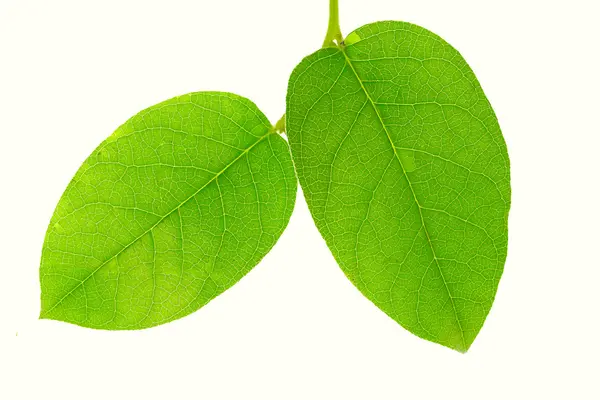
[322,0,343,47]
[274,114,286,134]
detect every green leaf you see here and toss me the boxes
[286,21,510,352]
[40,92,296,329]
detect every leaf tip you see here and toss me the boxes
[38,309,49,320]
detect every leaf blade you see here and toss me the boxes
[287,21,510,352]
[40,92,297,329]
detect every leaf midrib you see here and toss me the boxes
[339,46,467,350]
[41,130,274,318]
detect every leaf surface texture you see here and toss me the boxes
[40,92,296,329]
[286,21,510,351]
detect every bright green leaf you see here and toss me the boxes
[40,92,296,329]
[287,21,510,352]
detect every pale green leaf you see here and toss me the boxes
[286,21,510,352]
[40,92,296,329]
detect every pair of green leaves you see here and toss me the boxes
[40,21,510,352]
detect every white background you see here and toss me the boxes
[1,0,599,398]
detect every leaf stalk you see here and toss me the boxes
[322,0,343,47]
[274,114,286,134]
